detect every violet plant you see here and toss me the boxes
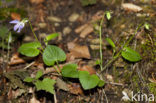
[9,18,105,95]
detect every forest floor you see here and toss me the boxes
[0,0,156,103]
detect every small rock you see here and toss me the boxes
[23,36,34,42]
[38,23,47,28]
[90,45,100,50]
[63,26,72,35]
[122,3,143,12]
[39,33,46,39]
[54,23,60,27]
[68,13,80,22]
[47,16,62,22]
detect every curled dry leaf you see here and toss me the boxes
[78,65,96,75]
[122,3,143,12]
[29,0,44,4]
[9,53,26,65]
[11,12,21,21]
[67,42,91,59]
[9,53,34,65]
[75,24,93,38]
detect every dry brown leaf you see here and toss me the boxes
[67,42,91,59]
[66,53,75,62]
[9,53,26,65]
[29,0,44,4]
[122,3,143,12]
[67,83,83,95]
[9,53,34,65]
[11,12,21,21]
[75,24,89,33]
[56,78,69,91]
[78,65,96,75]
[80,25,93,38]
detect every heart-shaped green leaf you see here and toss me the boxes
[121,47,141,62]
[43,45,66,66]
[79,71,100,90]
[18,42,41,57]
[35,70,43,79]
[61,64,79,78]
[35,78,56,94]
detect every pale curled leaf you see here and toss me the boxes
[122,3,142,12]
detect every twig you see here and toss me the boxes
[54,91,57,103]
[23,61,35,69]
[102,88,108,103]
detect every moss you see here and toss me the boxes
[148,83,156,99]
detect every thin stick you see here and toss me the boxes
[54,91,57,103]
[28,20,44,51]
[23,61,35,69]
[99,13,105,71]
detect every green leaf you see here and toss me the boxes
[35,78,56,94]
[106,11,111,20]
[61,64,79,78]
[95,59,101,65]
[44,33,59,43]
[80,0,96,6]
[79,71,100,90]
[43,45,66,66]
[106,38,116,53]
[144,23,150,30]
[121,47,141,62]
[24,77,34,83]
[18,42,41,57]
[106,38,115,48]
[35,70,43,79]
[98,80,105,87]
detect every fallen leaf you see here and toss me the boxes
[67,42,91,59]
[56,78,69,91]
[78,65,96,75]
[75,24,88,33]
[11,12,21,21]
[122,3,143,12]
[29,0,44,4]
[9,53,34,65]
[67,83,83,95]
[79,25,93,38]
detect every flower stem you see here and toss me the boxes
[28,20,44,51]
[99,13,105,71]
[100,23,144,73]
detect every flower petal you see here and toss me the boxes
[10,20,19,24]
[17,28,21,33]
[17,24,24,33]
[14,24,20,31]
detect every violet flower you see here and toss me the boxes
[10,19,28,33]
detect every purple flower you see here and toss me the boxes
[10,19,28,33]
